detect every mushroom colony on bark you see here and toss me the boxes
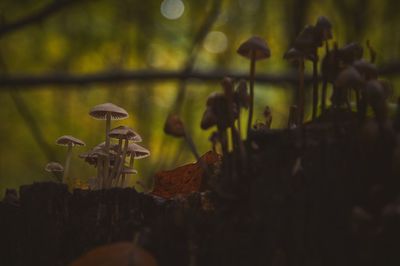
[45,102,150,190]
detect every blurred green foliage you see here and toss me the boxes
[0,0,399,195]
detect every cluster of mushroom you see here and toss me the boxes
[45,103,150,190]
[284,16,333,125]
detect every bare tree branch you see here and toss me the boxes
[0,60,399,89]
[0,70,301,89]
[0,0,80,37]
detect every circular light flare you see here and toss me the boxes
[203,31,228,54]
[160,0,185,20]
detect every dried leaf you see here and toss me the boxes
[151,151,221,199]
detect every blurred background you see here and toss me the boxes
[0,0,400,195]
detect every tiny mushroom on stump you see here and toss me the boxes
[109,125,142,183]
[119,166,138,187]
[237,36,271,136]
[109,126,142,187]
[334,65,363,110]
[89,103,128,183]
[119,143,150,187]
[45,162,64,182]
[56,135,85,186]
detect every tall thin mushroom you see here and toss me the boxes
[284,47,306,125]
[313,16,333,120]
[56,135,85,186]
[89,103,128,185]
[237,36,270,136]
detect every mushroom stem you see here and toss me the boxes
[247,51,256,137]
[298,57,305,125]
[120,155,135,187]
[321,41,329,114]
[104,112,111,186]
[96,156,104,189]
[312,52,319,120]
[110,138,123,180]
[63,144,73,185]
[116,137,129,184]
[184,132,200,162]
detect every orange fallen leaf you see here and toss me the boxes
[151,151,221,199]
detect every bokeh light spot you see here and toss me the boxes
[203,31,228,54]
[160,0,185,20]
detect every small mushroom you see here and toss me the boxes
[237,36,271,135]
[294,25,321,120]
[56,135,85,185]
[118,143,150,187]
[284,47,306,125]
[89,103,128,182]
[109,125,142,182]
[364,80,388,125]
[315,16,333,44]
[45,161,64,173]
[234,79,250,139]
[119,166,138,187]
[353,59,378,81]
[164,113,200,161]
[45,162,64,182]
[334,66,363,110]
[109,126,142,186]
[339,42,363,64]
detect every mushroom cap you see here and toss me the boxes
[353,59,378,79]
[339,42,363,64]
[284,47,304,61]
[315,16,333,41]
[45,162,64,172]
[164,114,185,137]
[235,79,250,109]
[121,166,138,175]
[56,135,85,147]
[237,36,271,60]
[365,80,387,106]
[335,66,363,88]
[126,143,150,159]
[315,16,332,30]
[294,25,318,51]
[109,125,142,142]
[89,103,129,120]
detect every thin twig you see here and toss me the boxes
[0,0,81,38]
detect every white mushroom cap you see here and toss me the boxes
[56,135,85,146]
[45,162,64,172]
[109,125,142,142]
[126,143,150,159]
[89,103,129,120]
